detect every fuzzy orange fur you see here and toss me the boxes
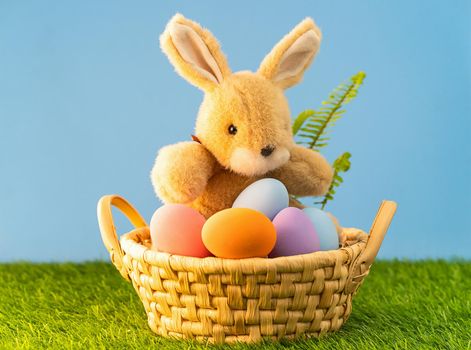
[258,18,322,89]
[152,14,332,218]
[159,14,231,92]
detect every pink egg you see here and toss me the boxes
[150,204,211,258]
[269,207,320,257]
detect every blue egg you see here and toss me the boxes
[232,178,289,220]
[302,207,339,251]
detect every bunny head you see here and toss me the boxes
[160,14,322,176]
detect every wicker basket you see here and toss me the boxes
[97,195,396,344]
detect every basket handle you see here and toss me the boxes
[345,200,397,293]
[361,200,397,266]
[97,195,147,280]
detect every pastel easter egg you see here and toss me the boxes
[269,207,320,257]
[303,207,339,251]
[202,208,276,259]
[150,204,211,258]
[232,178,289,220]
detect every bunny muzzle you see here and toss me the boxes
[229,145,290,176]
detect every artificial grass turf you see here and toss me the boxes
[0,261,469,349]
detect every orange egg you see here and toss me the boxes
[202,208,276,259]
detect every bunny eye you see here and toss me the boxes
[228,124,238,135]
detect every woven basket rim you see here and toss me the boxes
[119,226,368,275]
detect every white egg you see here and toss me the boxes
[232,178,289,220]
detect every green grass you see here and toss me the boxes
[0,261,469,349]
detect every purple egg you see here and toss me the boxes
[269,207,320,257]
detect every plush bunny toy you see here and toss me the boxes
[151,14,333,218]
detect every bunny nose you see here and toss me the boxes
[261,145,275,157]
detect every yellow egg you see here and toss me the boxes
[202,208,276,259]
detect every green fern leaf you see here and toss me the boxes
[318,152,352,209]
[293,71,366,151]
[291,71,365,208]
[292,109,315,135]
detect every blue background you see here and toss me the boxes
[1,1,470,261]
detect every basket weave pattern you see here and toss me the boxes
[121,228,369,343]
[98,196,396,344]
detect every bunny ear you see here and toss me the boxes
[160,14,231,91]
[258,18,322,89]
